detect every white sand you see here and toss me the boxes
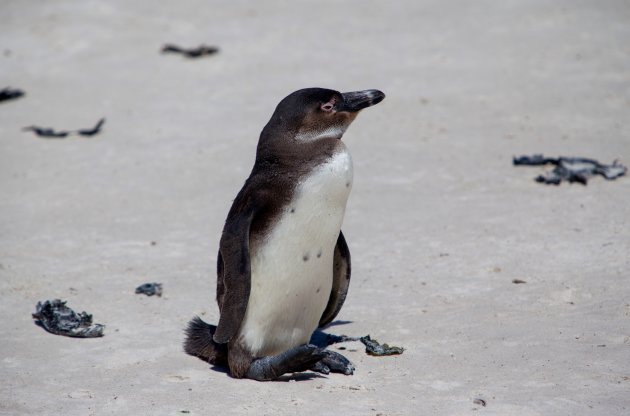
[1,1,629,415]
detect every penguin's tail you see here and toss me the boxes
[183,316,228,365]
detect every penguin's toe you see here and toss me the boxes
[310,360,331,375]
[313,350,355,375]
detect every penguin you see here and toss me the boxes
[184,87,385,380]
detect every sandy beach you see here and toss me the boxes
[1,1,629,415]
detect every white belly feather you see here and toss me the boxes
[239,149,353,357]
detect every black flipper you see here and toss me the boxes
[319,230,351,327]
[213,196,259,344]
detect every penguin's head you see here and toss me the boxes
[261,88,385,143]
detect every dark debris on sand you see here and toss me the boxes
[135,282,163,297]
[32,299,105,338]
[360,335,404,356]
[22,118,105,138]
[161,44,219,58]
[0,87,25,103]
[514,154,627,185]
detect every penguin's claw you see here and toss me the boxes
[311,360,330,375]
[311,350,355,375]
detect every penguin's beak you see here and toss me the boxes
[338,89,386,112]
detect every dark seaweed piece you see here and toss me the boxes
[23,118,106,138]
[360,335,404,356]
[22,126,70,138]
[514,154,627,185]
[32,299,105,338]
[473,398,487,407]
[76,118,105,136]
[0,87,25,102]
[513,154,557,166]
[135,282,163,297]
[161,44,219,58]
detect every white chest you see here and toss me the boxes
[239,150,353,357]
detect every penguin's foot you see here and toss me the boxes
[310,329,360,348]
[311,350,355,375]
[246,344,325,381]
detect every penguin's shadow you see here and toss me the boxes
[209,365,230,375]
[323,320,353,328]
[210,365,327,382]
[276,372,327,382]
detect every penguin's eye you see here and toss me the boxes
[320,98,336,112]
